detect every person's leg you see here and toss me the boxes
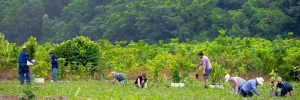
[24,65,31,84]
[135,84,139,88]
[240,89,247,97]
[248,92,253,97]
[53,68,57,81]
[52,68,54,81]
[18,64,25,85]
[204,69,212,88]
[203,74,208,88]
[119,80,124,84]
[281,90,287,96]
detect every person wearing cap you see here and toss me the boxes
[134,73,147,88]
[111,72,125,84]
[18,46,35,85]
[49,52,58,82]
[239,77,264,97]
[272,80,293,96]
[224,74,246,94]
[197,52,213,89]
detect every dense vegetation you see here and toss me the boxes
[1,33,299,82]
[0,0,299,44]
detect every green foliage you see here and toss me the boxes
[211,63,228,84]
[171,67,180,83]
[31,43,51,78]
[0,33,18,69]
[54,36,100,66]
[53,36,100,79]
[1,0,300,44]
[57,58,66,80]
[1,34,300,81]
[25,36,38,59]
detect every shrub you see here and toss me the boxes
[53,36,100,78]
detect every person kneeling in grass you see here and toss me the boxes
[111,72,125,84]
[239,77,264,97]
[135,73,147,88]
[272,80,293,96]
[224,74,246,94]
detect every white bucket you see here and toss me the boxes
[171,83,185,87]
[27,60,35,66]
[210,84,224,89]
[34,78,44,83]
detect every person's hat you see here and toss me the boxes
[277,77,282,82]
[22,43,26,49]
[224,74,230,82]
[256,77,264,85]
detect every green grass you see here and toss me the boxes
[0,80,299,99]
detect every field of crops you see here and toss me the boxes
[0,80,299,99]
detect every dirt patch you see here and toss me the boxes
[0,95,68,100]
[0,69,18,80]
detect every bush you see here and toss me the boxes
[0,33,18,69]
[53,36,100,78]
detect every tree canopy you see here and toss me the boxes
[0,0,299,44]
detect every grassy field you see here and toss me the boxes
[0,80,299,100]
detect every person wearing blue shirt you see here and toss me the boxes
[49,52,58,82]
[18,46,35,85]
[240,77,264,97]
[111,72,125,84]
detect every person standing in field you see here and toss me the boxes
[224,74,246,94]
[49,52,58,82]
[197,52,213,89]
[111,72,125,84]
[135,73,147,88]
[18,46,35,85]
[239,77,264,97]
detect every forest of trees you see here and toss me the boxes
[0,0,299,44]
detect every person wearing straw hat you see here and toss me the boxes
[18,45,35,85]
[224,74,246,94]
[111,72,125,84]
[239,77,264,97]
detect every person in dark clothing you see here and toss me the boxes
[135,73,147,88]
[18,46,35,85]
[49,52,58,82]
[273,81,294,96]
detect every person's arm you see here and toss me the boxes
[228,82,234,93]
[144,82,147,88]
[25,54,34,64]
[271,82,278,96]
[233,78,239,94]
[137,78,141,87]
[202,59,207,69]
[290,91,293,96]
[112,79,117,84]
[251,82,261,96]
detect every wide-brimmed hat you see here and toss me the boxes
[256,77,264,85]
[224,74,230,82]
